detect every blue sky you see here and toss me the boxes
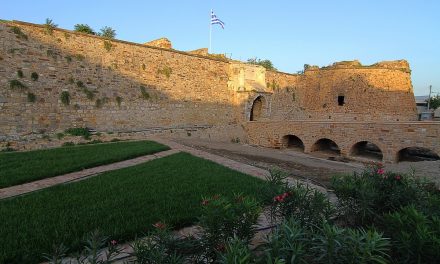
[1,0,439,95]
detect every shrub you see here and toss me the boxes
[31,72,39,81]
[198,194,261,261]
[65,128,91,140]
[331,163,436,226]
[74,24,95,35]
[131,223,199,264]
[259,217,390,264]
[383,205,440,264]
[43,230,121,264]
[60,91,70,106]
[260,217,309,263]
[17,69,24,78]
[99,26,116,39]
[9,79,27,91]
[44,18,57,35]
[27,92,36,103]
[11,26,28,40]
[219,236,252,264]
[56,133,65,140]
[270,183,334,228]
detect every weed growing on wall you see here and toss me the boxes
[10,26,28,40]
[65,56,72,63]
[60,91,70,106]
[103,40,112,52]
[82,88,94,100]
[27,92,36,103]
[74,54,85,61]
[17,69,24,78]
[43,18,57,35]
[115,96,122,107]
[95,97,109,108]
[157,66,172,78]
[31,72,39,81]
[140,86,150,99]
[9,80,27,91]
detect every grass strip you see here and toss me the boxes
[0,140,169,188]
[0,152,267,263]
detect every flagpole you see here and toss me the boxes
[209,9,212,53]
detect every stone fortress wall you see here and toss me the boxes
[0,20,438,162]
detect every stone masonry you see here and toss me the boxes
[0,20,438,162]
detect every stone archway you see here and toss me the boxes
[397,147,440,162]
[250,96,266,121]
[350,141,383,161]
[311,138,341,155]
[281,135,305,152]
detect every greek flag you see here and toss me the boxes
[211,10,225,29]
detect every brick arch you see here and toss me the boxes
[310,138,341,155]
[349,140,384,161]
[395,146,440,163]
[280,134,305,151]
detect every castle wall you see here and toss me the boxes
[0,21,242,141]
[0,20,427,158]
[265,62,418,122]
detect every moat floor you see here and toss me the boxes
[175,138,440,187]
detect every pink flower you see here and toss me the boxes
[201,199,209,206]
[273,192,291,203]
[377,168,385,175]
[111,240,117,245]
[153,222,166,229]
[395,175,401,180]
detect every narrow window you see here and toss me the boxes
[338,95,345,106]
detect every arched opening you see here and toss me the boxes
[311,138,341,155]
[281,135,305,152]
[397,147,440,162]
[350,141,383,161]
[250,96,266,121]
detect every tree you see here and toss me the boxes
[427,94,440,110]
[99,26,116,39]
[74,24,96,35]
[44,18,58,35]
[247,57,277,71]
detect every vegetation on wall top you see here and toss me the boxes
[74,24,96,35]
[247,57,277,71]
[100,26,116,39]
[43,18,57,35]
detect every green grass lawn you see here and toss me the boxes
[0,152,267,263]
[0,140,169,188]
